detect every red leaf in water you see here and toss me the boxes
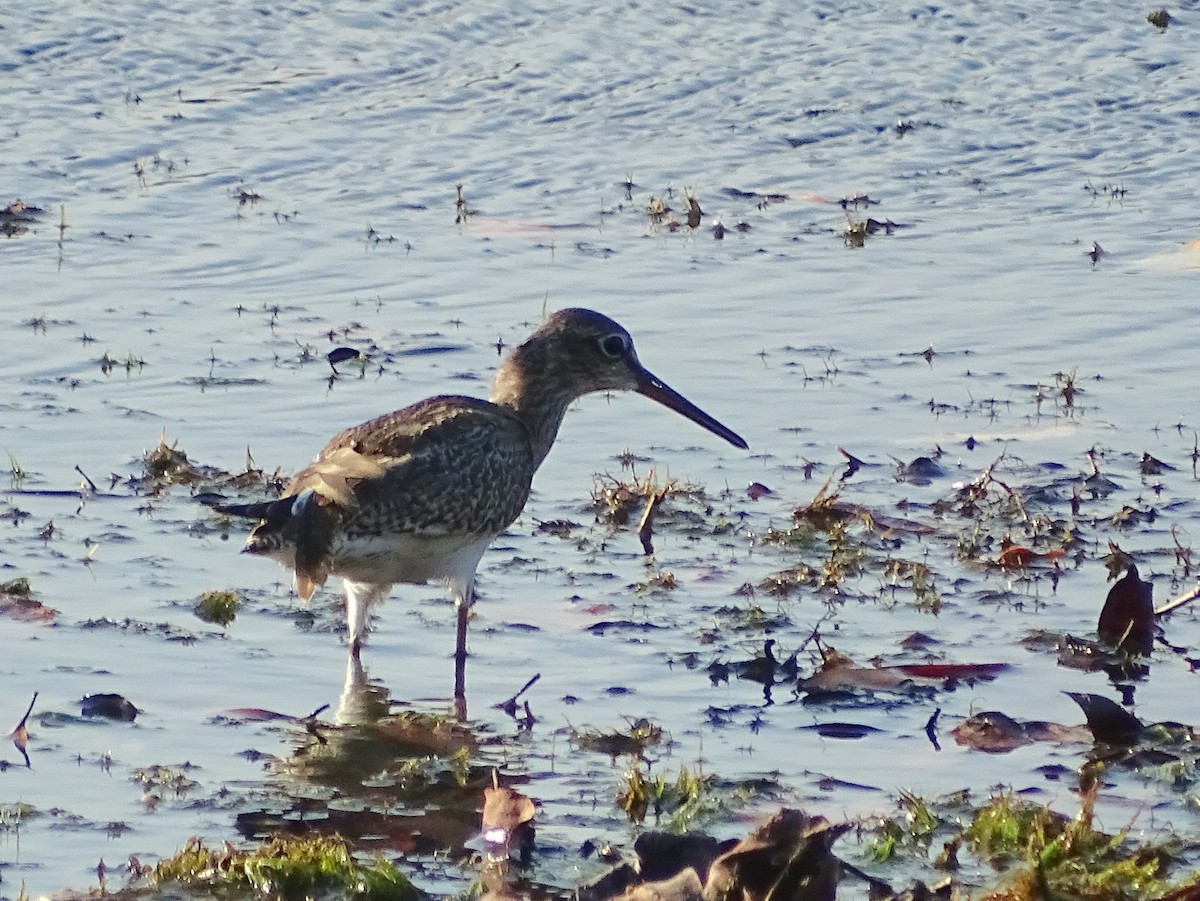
[997,543,1066,568]
[1097,565,1155,655]
[997,545,1034,567]
[802,657,1011,693]
[582,603,616,616]
[896,662,1010,681]
[0,593,58,623]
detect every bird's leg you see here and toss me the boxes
[344,580,390,653]
[453,580,475,715]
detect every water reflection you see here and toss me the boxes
[335,653,392,726]
[239,676,492,858]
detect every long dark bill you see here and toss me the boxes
[635,369,749,450]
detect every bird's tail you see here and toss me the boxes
[196,491,275,517]
[210,497,287,521]
[203,490,336,600]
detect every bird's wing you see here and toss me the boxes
[228,396,535,598]
[290,395,537,539]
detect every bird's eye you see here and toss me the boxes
[599,333,628,359]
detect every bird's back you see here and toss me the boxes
[242,395,537,597]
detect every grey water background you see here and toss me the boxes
[4,0,1200,895]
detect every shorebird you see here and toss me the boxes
[214,308,747,706]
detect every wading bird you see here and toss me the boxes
[215,308,747,708]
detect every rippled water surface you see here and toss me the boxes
[4,0,1200,896]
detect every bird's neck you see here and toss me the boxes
[490,343,575,471]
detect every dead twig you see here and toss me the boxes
[1155,582,1200,618]
[494,673,540,719]
[8,691,37,767]
[636,484,671,555]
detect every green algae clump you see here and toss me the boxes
[152,835,418,900]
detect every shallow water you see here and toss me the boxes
[4,0,1200,896]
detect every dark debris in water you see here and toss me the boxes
[80,616,203,643]
[1097,564,1155,655]
[582,808,848,901]
[891,451,946,485]
[535,517,583,538]
[6,693,37,767]
[950,689,1200,780]
[574,717,665,760]
[135,435,284,500]
[80,692,139,722]
[1,198,44,237]
[843,213,911,247]
[98,351,147,377]
[326,345,367,373]
[132,762,201,798]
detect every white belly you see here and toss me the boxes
[331,532,494,589]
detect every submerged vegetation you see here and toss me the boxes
[866,786,1199,900]
[193,588,241,627]
[616,764,781,834]
[138,436,283,495]
[151,835,418,900]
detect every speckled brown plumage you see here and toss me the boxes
[227,395,535,602]
[283,398,532,566]
[216,308,748,707]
